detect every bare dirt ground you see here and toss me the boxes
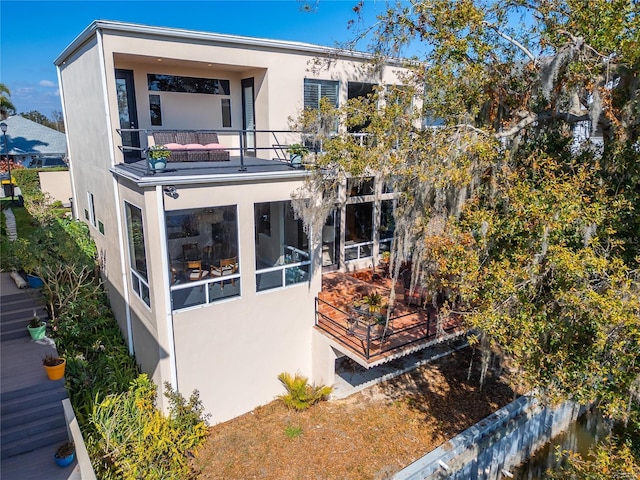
[194,348,524,480]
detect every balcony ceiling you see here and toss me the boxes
[114,53,258,73]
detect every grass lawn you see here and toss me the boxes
[0,202,37,237]
[194,348,525,480]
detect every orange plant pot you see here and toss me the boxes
[44,358,66,381]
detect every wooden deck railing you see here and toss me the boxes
[316,297,460,362]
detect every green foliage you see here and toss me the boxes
[294,0,640,467]
[0,82,15,118]
[360,290,384,313]
[550,440,640,479]
[164,382,211,432]
[277,372,332,411]
[9,210,95,276]
[89,375,209,479]
[148,144,171,160]
[12,169,40,197]
[9,178,205,477]
[287,143,309,157]
[20,110,64,131]
[284,425,303,439]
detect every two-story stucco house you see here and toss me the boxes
[55,21,460,423]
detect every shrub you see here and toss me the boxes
[284,425,303,439]
[12,169,40,197]
[164,382,211,432]
[90,375,209,479]
[277,372,332,411]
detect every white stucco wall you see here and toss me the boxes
[38,171,72,207]
[58,22,412,422]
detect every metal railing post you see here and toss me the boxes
[239,130,246,171]
[366,324,371,359]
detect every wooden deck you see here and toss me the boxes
[316,270,464,367]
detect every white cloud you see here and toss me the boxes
[39,80,56,88]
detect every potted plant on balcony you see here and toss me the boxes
[360,291,384,314]
[147,144,171,173]
[42,353,66,381]
[287,143,309,168]
[54,441,75,467]
[27,312,46,340]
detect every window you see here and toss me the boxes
[304,79,339,137]
[304,79,339,110]
[166,206,240,310]
[147,74,230,95]
[322,209,339,268]
[379,200,395,254]
[221,98,231,128]
[149,94,162,126]
[347,82,376,133]
[254,201,310,291]
[345,179,374,261]
[345,203,373,261]
[98,221,105,235]
[87,192,96,227]
[347,177,374,197]
[125,202,150,307]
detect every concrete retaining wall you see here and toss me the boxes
[393,394,582,480]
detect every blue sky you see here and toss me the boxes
[1,0,399,116]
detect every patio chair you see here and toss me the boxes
[186,260,209,281]
[210,256,238,286]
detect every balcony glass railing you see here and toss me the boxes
[115,128,375,171]
[344,240,373,261]
[171,274,241,311]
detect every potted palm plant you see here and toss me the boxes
[147,144,171,172]
[42,353,66,381]
[361,291,383,314]
[54,441,75,467]
[27,312,46,340]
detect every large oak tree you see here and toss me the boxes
[296,2,640,469]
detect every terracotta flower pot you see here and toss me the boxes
[43,358,66,381]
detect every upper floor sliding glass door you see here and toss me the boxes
[115,69,141,163]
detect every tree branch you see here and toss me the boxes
[483,21,537,63]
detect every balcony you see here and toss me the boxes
[115,128,329,177]
[316,270,464,368]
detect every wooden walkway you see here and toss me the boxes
[0,272,80,479]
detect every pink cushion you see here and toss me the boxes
[204,143,224,149]
[184,143,206,150]
[163,143,184,150]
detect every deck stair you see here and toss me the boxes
[0,276,75,477]
[1,291,48,341]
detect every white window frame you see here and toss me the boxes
[87,192,96,227]
[124,201,151,308]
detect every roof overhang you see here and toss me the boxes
[55,20,409,68]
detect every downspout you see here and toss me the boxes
[55,65,77,218]
[96,28,134,354]
[156,185,178,388]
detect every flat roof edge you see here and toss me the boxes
[55,20,407,67]
[110,166,310,188]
